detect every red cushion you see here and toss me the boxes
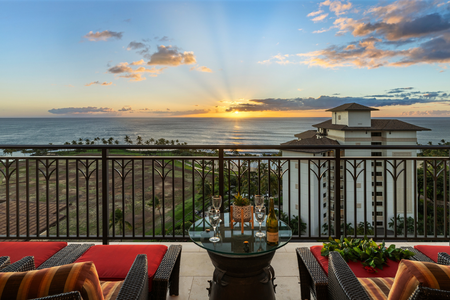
[310,245,400,278]
[0,241,67,267]
[414,245,450,262]
[75,245,168,291]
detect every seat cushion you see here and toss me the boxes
[358,277,394,300]
[388,259,450,300]
[75,245,167,291]
[414,245,450,262]
[101,281,124,300]
[311,245,400,278]
[0,261,103,300]
[0,241,67,267]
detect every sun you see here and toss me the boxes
[234,111,239,114]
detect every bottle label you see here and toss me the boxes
[267,231,278,243]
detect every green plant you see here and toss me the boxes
[233,193,250,206]
[321,236,415,272]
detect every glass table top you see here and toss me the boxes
[188,212,292,256]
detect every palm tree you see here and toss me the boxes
[150,138,155,144]
[109,208,132,235]
[102,138,108,145]
[85,138,90,145]
[108,137,114,145]
[114,139,119,145]
[147,196,162,218]
[94,137,100,144]
[136,135,143,145]
[124,135,133,145]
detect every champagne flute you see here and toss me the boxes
[212,195,222,212]
[208,208,221,242]
[255,206,266,237]
[254,195,264,209]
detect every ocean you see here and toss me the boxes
[0,117,448,148]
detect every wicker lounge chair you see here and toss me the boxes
[0,254,149,300]
[0,256,10,270]
[296,246,432,300]
[328,251,450,300]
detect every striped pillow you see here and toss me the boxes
[0,261,104,300]
[358,277,394,300]
[388,259,450,300]
[101,281,123,300]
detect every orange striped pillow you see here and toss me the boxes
[388,259,450,300]
[0,261,104,300]
[358,277,394,300]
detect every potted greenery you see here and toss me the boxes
[232,193,252,222]
[321,236,415,272]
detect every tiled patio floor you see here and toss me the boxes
[104,241,449,300]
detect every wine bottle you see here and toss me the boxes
[266,197,279,246]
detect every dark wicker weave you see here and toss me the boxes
[296,247,328,300]
[38,243,94,269]
[438,252,450,265]
[327,252,370,300]
[0,256,35,272]
[401,247,435,263]
[0,256,10,270]
[31,291,83,300]
[152,244,182,300]
[408,286,450,300]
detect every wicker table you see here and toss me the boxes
[189,212,292,300]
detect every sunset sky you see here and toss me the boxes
[1,0,450,118]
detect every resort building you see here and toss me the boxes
[282,103,431,236]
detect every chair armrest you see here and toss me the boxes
[401,247,435,263]
[409,285,450,300]
[0,256,35,272]
[32,291,83,300]
[0,256,10,270]
[328,252,370,300]
[296,247,328,300]
[116,254,148,300]
[152,244,182,300]
[438,252,450,265]
[38,244,94,269]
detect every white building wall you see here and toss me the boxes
[348,111,371,127]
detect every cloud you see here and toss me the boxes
[48,107,115,115]
[83,30,123,41]
[190,65,213,72]
[265,0,450,69]
[130,59,145,65]
[107,62,165,81]
[320,0,352,16]
[307,10,324,17]
[401,110,450,116]
[147,45,196,66]
[118,106,132,112]
[85,81,112,86]
[158,36,170,42]
[126,41,150,57]
[312,14,329,22]
[224,91,450,112]
[118,73,146,81]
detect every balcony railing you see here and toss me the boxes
[1,144,449,243]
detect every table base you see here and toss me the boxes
[206,251,277,300]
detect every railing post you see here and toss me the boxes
[102,148,109,245]
[219,148,224,213]
[335,148,341,239]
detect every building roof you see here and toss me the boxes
[312,119,431,131]
[281,137,339,153]
[326,103,379,112]
[294,130,317,139]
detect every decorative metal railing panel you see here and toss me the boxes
[0,145,449,243]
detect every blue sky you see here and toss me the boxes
[1,0,450,117]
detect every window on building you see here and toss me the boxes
[371,142,382,145]
[372,201,383,206]
[371,162,383,167]
[372,192,383,196]
[323,213,327,218]
[372,182,383,186]
[371,132,382,137]
[372,152,382,156]
[323,183,326,188]
[372,172,382,176]
[372,211,383,216]
[338,115,341,120]
[323,203,326,208]
[323,193,326,198]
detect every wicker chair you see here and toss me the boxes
[296,247,432,300]
[1,254,148,300]
[328,251,450,300]
[0,256,10,270]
